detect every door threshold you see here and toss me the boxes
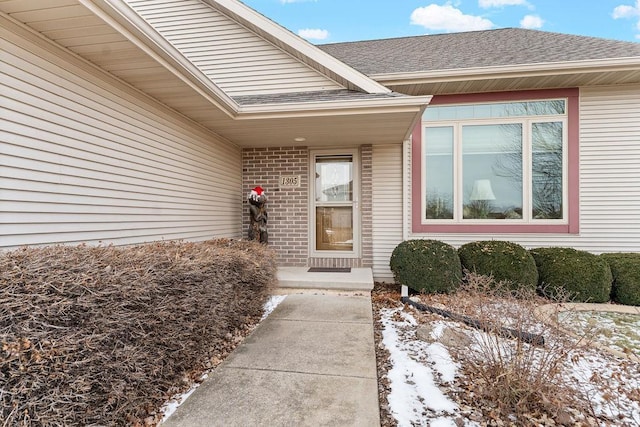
[307,267,352,273]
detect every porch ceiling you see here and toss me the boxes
[209,110,425,148]
[0,0,427,148]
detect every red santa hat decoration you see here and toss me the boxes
[249,186,265,202]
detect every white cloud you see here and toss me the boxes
[613,1,640,37]
[520,14,544,29]
[479,0,529,8]
[297,28,329,40]
[612,1,640,19]
[411,4,494,32]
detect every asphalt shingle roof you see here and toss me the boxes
[318,28,640,75]
[232,89,407,105]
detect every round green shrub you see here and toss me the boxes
[457,240,538,291]
[600,253,640,306]
[530,247,612,303]
[390,239,462,293]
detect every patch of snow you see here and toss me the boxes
[380,308,460,426]
[568,351,640,424]
[430,417,459,427]
[427,342,458,383]
[559,310,640,356]
[160,373,207,423]
[261,294,287,320]
[399,309,418,326]
[430,321,446,340]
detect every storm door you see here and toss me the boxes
[311,149,360,257]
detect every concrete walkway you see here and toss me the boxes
[162,293,380,427]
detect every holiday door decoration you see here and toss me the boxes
[248,186,268,243]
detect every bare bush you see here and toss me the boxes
[441,272,596,424]
[0,239,276,426]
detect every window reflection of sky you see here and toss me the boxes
[423,100,566,121]
[316,156,352,202]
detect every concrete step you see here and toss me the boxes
[276,267,374,293]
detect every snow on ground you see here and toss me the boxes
[559,310,640,356]
[160,375,205,422]
[567,349,640,423]
[160,295,287,423]
[161,292,640,425]
[379,307,477,427]
[379,302,640,426]
[261,294,287,320]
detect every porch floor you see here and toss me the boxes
[275,267,374,294]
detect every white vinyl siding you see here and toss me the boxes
[125,0,343,96]
[407,85,640,254]
[1,25,242,249]
[372,144,404,281]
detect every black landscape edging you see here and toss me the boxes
[401,297,545,346]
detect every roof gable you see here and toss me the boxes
[126,0,343,96]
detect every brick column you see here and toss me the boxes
[242,147,309,266]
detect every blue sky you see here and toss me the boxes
[240,0,640,44]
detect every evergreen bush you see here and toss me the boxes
[530,247,612,303]
[457,240,538,291]
[601,253,640,306]
[390,239,462,293]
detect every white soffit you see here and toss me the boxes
[84,0,239,116]
[0,0,432,147]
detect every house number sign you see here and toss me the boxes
[279,175,301,188]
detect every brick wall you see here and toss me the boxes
[242,146,373,268]
[243,147,309,266]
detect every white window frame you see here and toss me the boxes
[422,101,568,225]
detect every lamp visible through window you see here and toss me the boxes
[470,179,496,201]
[467,179,496,219]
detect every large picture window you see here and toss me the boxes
[413,89,579,234]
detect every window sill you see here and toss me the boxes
[413,223,575,234]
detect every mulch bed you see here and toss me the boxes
[1,239,276,426]
[372,282,403,427]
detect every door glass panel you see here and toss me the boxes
[315,156,352,202]
[316,207,353,251]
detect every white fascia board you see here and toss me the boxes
[372,57,640,85]
[236,95,432,120]
[83,0,240,117]
[207,0,392,95]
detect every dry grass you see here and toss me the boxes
[0,239,276,426]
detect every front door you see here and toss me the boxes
[311,149,360,258]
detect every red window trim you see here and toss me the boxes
[412,88,580,234]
